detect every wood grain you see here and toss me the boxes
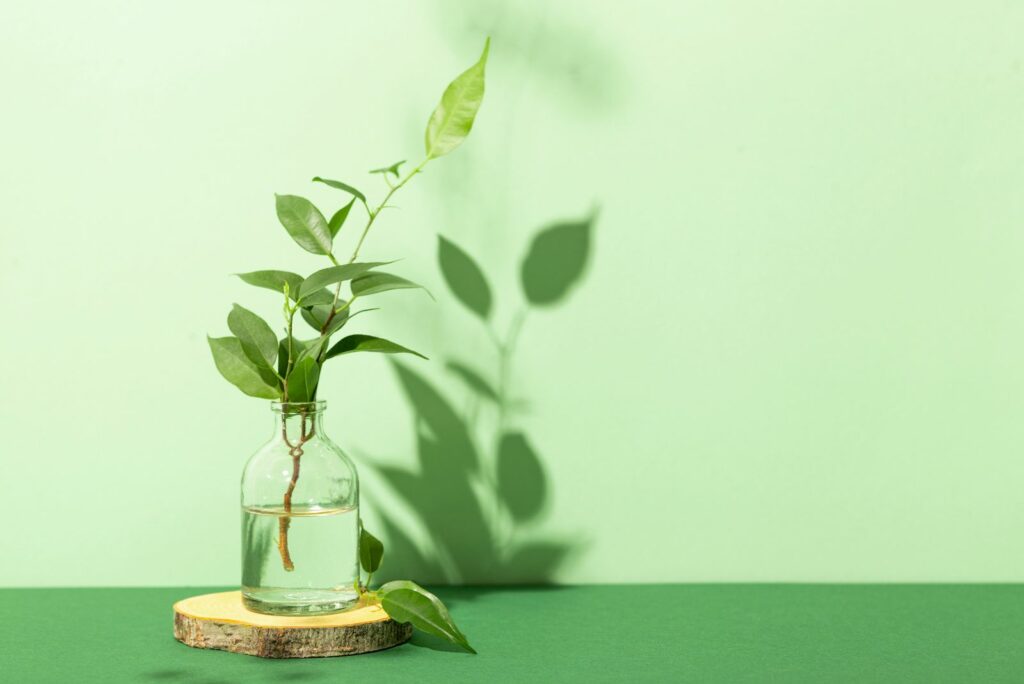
[173,591,411,658]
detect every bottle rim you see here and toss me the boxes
[270,400,327,414]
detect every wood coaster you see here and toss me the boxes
[173,591,412,658]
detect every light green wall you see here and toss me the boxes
[3,0,1024,586]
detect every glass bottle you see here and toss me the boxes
[240,401,360,615]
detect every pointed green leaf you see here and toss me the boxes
[351,272,429,298]
[325,334,427,361]
[275,194,333,256]
[235,270,303,301]
[359,525,384,575]
[277,337,291,378]
[379,580,475,653]
[300,303,332,331]
[370,160,406,178]
[235,271,336,305]
[424,38,489,159]
[438,236,491,319]
[227,305,276,366]
[301,301,350,336]
[290,336,327,366]
[521,215,593,305]
[346,308,379,322]
[301,289,337,306]
[328,198,356,239]
[303,306,377,336]
[227,304,278,369]
[207,336,281,399]
[446,361,498,401]
[285,356,320,403]
[298,262,391,300]
[496,432,547,522]
[312,177,366,204]
[279,336,328,376]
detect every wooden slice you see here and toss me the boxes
[173,591,412,658]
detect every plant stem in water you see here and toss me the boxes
[278,411,312,571]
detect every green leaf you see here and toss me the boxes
[301,289,337,306]
[359,525,384,575]
[227,304,278,369]
[235,271,335,306]
[345,307,379,322]
[370,160,406,178]
[521,215,593,305]
[278,336,328,377]
[285,356,320,403]
[446,361,498,401]
[325,334,427,361]
[235,270,304,301]
[351,272,430,298]
[207,336,281,399]
[298,262,390,301]
[424,38,490,159]
[302,306,377,337]
[312,177,366,204]
[275,194,333,256]
[496,432,547,522]
[379,580,475,653]
[328,198,356,239]
[300,303,332,331]
[438,236,491,319]
[301,301,350,337]
[303,334,333,362]
[277,338,291,377]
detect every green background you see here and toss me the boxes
[2,0,1023,587]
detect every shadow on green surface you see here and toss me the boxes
[143,667,250,683]
[370,214,595,587]
[265,671,331,680]
[435,0,627,113]
[408,631,472,654]
[361,3,618,591]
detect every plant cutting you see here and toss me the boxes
[206,40,489,653]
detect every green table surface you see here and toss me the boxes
[2,585,1023,683]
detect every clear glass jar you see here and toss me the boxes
[240,401,360,615]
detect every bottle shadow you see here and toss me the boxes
[366,213,595,591]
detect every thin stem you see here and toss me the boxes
[275,161,429,572]
[315,159,428,348]
[278,410,314,572]
[494,309,527,432]
[274,162,430,573]
[491,309,527,546]
[349,159,428,264]
[284,302,298,393]
[506,309,527,354]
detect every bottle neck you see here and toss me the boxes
[271,401,327,445]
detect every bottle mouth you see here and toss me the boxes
[271,400,327,414]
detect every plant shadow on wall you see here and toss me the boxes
[368,214,594,585]
[438,0,627,113]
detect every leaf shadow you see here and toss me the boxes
[407,631,474,654]
[435,0,629,113]
[367,212,594,591]
[361,0,609,599]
